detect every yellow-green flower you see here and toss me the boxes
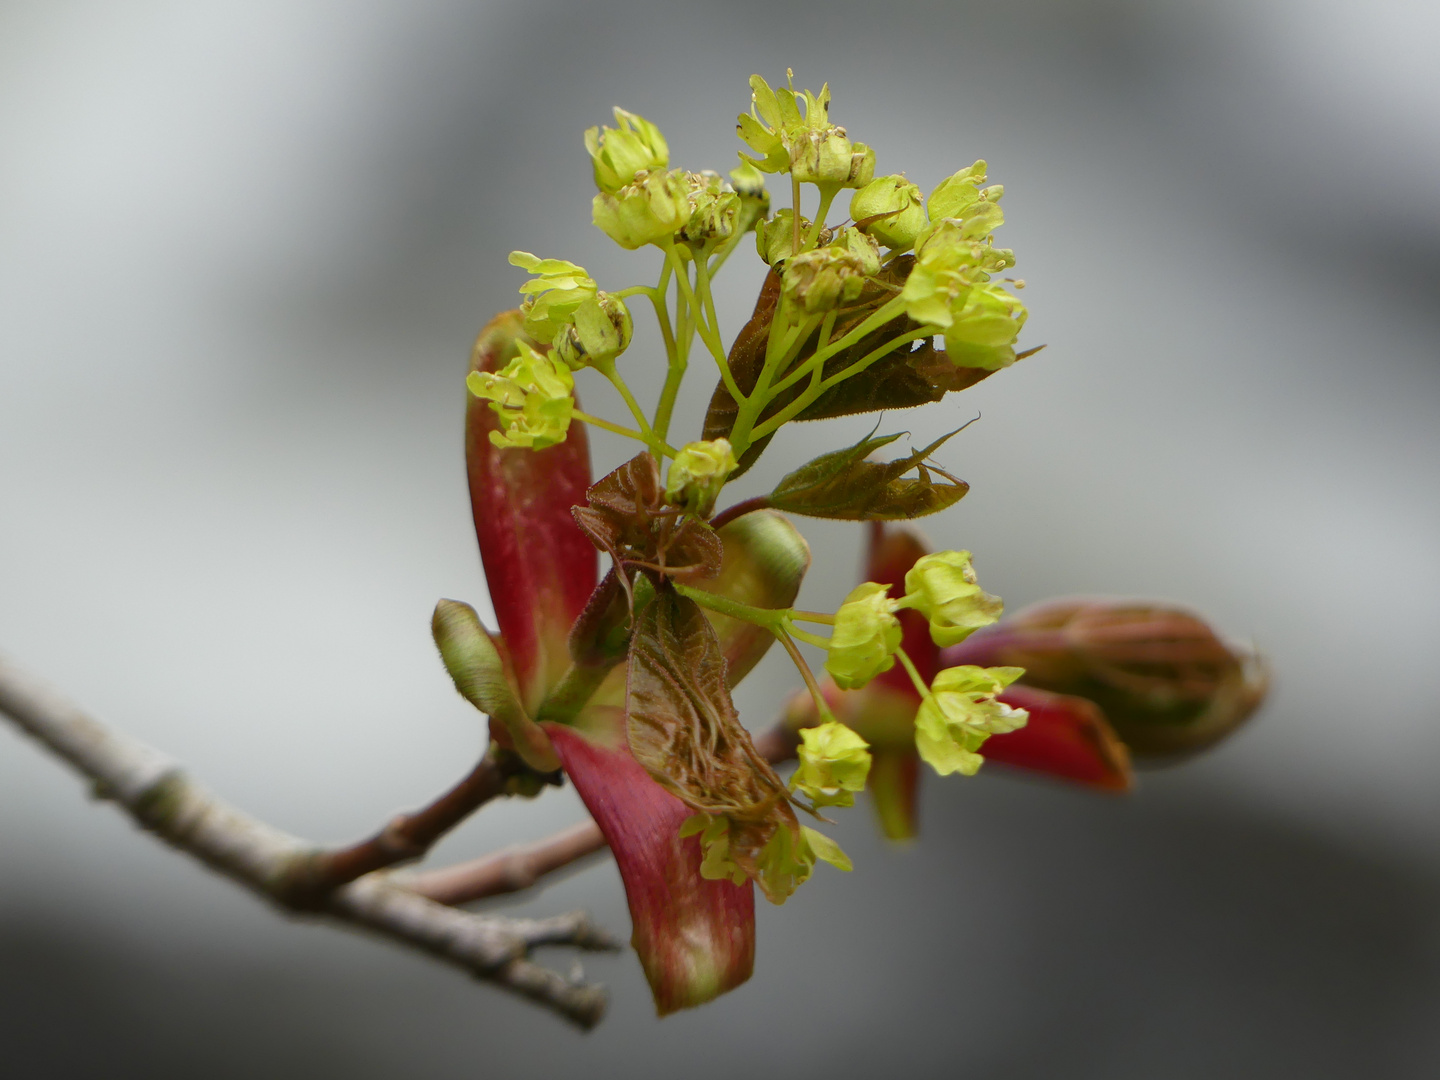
[665,438,738,516]
[585,107,669,193]
[899,549,1004,646]
[553,293,633,371]
[465,341,575,450]
[825,581,903,690]
[793,721,872,808]
[680,815,851,905]
[679,171,741,245]
[927,161,999,224]
[914,665,1028,776]
[943,281,1028,371]
[756,209,819,265]
[850,174,927,251]
[781,245,869,314]
[737,74,872,187]
[592,168,692,249]
[508,251,597,344]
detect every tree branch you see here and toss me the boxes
[0,652,618,1029]
[406,820,608,905]
[281,750,559,902]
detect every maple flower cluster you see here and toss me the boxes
[444,71,1264,1015]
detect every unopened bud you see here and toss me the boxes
[900,549,1004,645]
[851,174,926,250]
[793,721,872,808]
[825,581,902,689]
[679,171,741,245]
[946,599,1268,760]
[833,226,881,276]
[781,245,868,314]
[553,293,633,370]
[757,209,826,265]
[665,438,738,516]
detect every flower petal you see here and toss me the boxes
[543,721,756,1015]
[468,311,597,710]
[864,522,940,690]
[980,684,1134,791]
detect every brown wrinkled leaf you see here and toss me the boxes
[626,587,798,884]
[766,429,970,520]
[571,453,723,585]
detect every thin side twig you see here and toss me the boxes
[406,820,608,905]
[282,750,551,901]
[0,652,618,1029]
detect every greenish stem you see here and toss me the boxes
[752,321,926,441]
[775,628,836,724]
[673,583,788,630]
[649,261,684,444]
[592,358,671,458]
[572,409,647,443]
[894,647,933,701]
[789,609,837,626]
[791,173,803,252]
[786,624,832,649]
[665,243,744,408]
[802,185,838,250]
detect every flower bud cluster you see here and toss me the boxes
[914,665,1028,776]
[737,75,873,188]
[822,550,1004,690]
[847,161,1027,369]
[466,341,575,450]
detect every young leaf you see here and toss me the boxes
[625,587,802,901]
[572,453,724,585]
[766,430,970,520]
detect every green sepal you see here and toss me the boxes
[431,599,560,772]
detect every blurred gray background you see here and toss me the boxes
[3,0,1438,1076]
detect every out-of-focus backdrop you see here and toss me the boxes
[3,1,1438,1076]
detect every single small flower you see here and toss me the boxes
[781,244,869,314]
[943,281,1028,371]
[927,161,995,223]
[737,74,871,187]
[665,438,738,517]
[585,107,669,193]
[899,549,1004,646]
[465,340,575,450]
[793,721,872,807]
[825,581,903,689]
[756,209,822,265]
[508,251,598,344]
[553,293,633,370]
[850,174,927,250]
[914,665,1028,776]
[592,168,693,250]
[832,226,882,276]
[679,171,741,245]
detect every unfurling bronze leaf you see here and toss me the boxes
[765,429,970,520]
[571,452,723,585]
[626,587,799,895]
